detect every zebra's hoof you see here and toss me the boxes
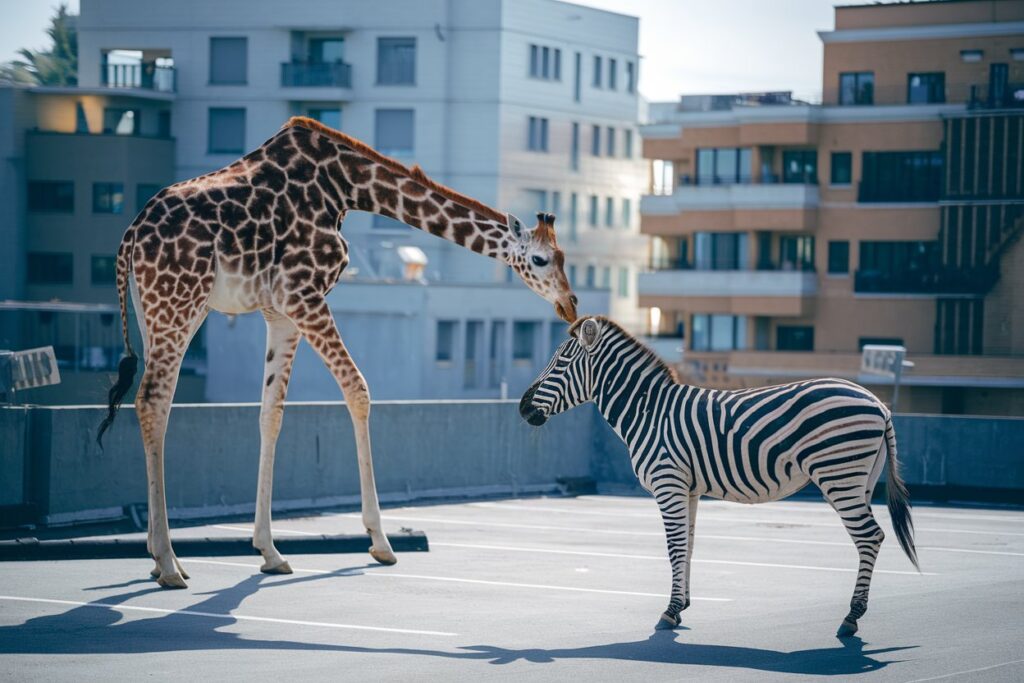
[655,612,681,630]
[836,618,859,638]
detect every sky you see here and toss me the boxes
[0,0,839,102]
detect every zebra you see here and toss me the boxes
[519,316,919,637]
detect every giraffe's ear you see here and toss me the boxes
[578,318,601,350]
[508,213,526,240]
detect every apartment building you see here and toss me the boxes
[639,0,1024,415]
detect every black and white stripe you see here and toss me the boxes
[520,316,919,637]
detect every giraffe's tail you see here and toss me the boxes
[97,230,139,449]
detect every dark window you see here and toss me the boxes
[92,183,125,214]
[436,320,456,362]
[839,71,874,105]
[102,108,139,135]
[777,326,814,351]
[859,151,942,202]
[308,37,345,62]
[605,197,614,227]
[592,55,602,87]
[27,252,73,285]
[827,240,849,274]
[782,150,817,184]
[779,235,815,271]
[549,321,569,354]
[573,51,581,102]
[608,58,617,90]
[527,116,549,151]
[907,72,945,104]
[375,108,414,155]
[27,181,74,213]
[626,61,636,93]
[553,49,561,80]
[136,183,162,211]
[529,44,539,77]
[606,126,615,156]
[694,232,747,270]
[830,151,852,185]
[696,147,753,184]
[377,37,416,85]
[624,130,633,158]
[856,240,939,292]
[309,108,341,129]
[513,321,538,361]
[692,314,746,352]
[588,195,598,226]
[157,110,171,138]
[570,122,580,170]
[209,37,247,84]
[208,108,246,153]
[464,320,483,388]
[859,337,904,350]
[591,124,601,156]
[91,255,117,285]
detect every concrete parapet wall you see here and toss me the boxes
[1,403,1022,525]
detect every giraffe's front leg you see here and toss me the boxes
[653,482,691,630]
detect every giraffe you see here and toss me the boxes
[96,116,578,589]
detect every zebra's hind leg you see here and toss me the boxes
[820,482,885,638]
[652,481,691,630]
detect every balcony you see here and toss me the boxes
[101,62,176,93]
[854,267,998,295]
[281,61,353,89]
[642,182,819,234]
[639,268,817,316]
[968,83,1024,110]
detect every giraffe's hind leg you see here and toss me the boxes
[287,300,396,566]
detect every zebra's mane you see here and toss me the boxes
[569,316,680,385]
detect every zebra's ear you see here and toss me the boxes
[579,318,601,350]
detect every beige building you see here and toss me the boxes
[639,0,1024,416]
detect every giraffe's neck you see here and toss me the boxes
[285,123,515,263]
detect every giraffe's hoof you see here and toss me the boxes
[150,565,161,579]
[156,572,188,589]
[260,559,293,574]
[836,618,859,638]
[655,612,681,630]
[369,546,397,566]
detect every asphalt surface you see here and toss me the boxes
[0,494,1022,682]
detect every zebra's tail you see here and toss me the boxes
[96,230,140,449]
[884,416,919,572]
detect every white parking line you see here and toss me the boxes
[184,558,731,601]
[429,542,937,576]
[0,594,457,636]
[469,501,1024,538]
[903,658,1024,682]
[352,513,1024,558]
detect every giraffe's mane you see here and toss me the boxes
[569,315,681,384]
[284,116,506,223]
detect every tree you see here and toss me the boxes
[0,4,77,86]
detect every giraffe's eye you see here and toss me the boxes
[531,255,550,267]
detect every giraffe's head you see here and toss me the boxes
[506,212,578,323]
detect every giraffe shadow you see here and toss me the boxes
[0,569,914,675]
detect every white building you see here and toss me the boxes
[76,0,648,328]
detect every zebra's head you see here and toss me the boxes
[519,317,604,427]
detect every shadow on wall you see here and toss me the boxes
[0,567,915,675]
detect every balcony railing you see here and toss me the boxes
[677,173,817,187]
[101,63,176,92]
[968,83,1024,110]
[854,267,998,295]
[281,61,353,88]
[640,268,818,298]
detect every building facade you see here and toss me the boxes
[639,0,1024,415]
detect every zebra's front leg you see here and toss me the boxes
[653,485,691,630]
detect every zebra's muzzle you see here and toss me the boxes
[519,384,548,426]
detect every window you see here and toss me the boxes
[27,181,73,213]
[827,241,849,275]
[27,252,73,285]
[588,195,598,227]
[92,183,125,214]
[525,189,547,216]
[777,326,814,351]
[464,320,483,388]
[375,108,414,155]
[608,58,617,90]
[529,44,561,80]
[527,116,549,151]
[584,264,595,288]
[839,71,874,105]
[960,49,983,63]
[830,151,852,185]
[489,320,507,387]
[622,198,632,228]
[626,61,636,93]
[783,150,817,184]
[550,191,561,217]
[859,337,904,349]
[568,193,579,241]
[779,235,815,271]
[652,160,674,195]
[436,320,456,362]
[601,266,611,290]
[907,72,945,104]
[606,126,615,156]
[309,108,341,129]
[553,48,561,80]
[102,108,139,135]
[573,51,581,102]
[624,129,633,158]
[209,37,247,84]
[605,197,614,227]
[309,37,345,62]
[570,122,580,170]
[859,241,937,275]
[91,255,116,285]
[592,55,603,88]
[694,232,748,270]
[513,321,538,361]
[158,110,171,138]
[859,151,942,202]
[696,147,753,184]
[591,125,601,156]
[208,108,246,153]
[136,183,161,210]
[691,314,747,351]
[377,37,416,85]
[617,267,629,298]
[549,321,569,354]
[568,264,577,286]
